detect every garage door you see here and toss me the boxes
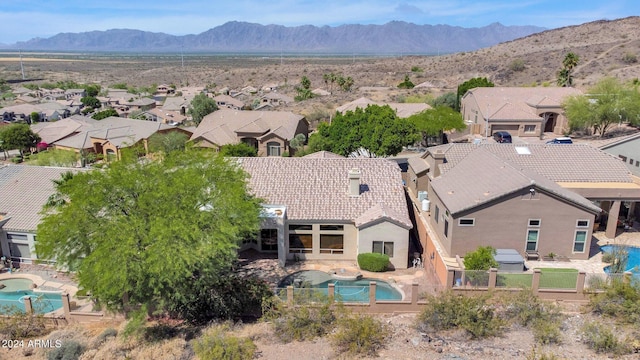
[491,125,519,135]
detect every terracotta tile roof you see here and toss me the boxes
[190,109,306,146]
[0,165,83,232]
[426,143,632,183]
[237,157,411,228]
[32,115,98,144]
[430,148,601,215]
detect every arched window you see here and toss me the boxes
[267,141,281,156]
[106,149,117,162]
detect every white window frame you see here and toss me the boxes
[524,124,536,133]
[525,229,539,251]
[576,219,590,228]
[528,219,541,227]
[573,230,588,253]
[458,218,475,226]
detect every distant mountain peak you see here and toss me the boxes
[12,21,546,54]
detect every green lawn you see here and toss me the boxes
[497,268,578,289]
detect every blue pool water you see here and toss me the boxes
[278,270,402,302]
[0,279,63,314]
[601,245,640,274]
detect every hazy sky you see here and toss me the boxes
[1,0,638,44]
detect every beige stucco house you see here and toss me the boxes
[237,155,412,269]
[460,87,582,138]
[190,109,308,156]
[0,165,83,264]
[600,132,640,177]
[407,143,640,261]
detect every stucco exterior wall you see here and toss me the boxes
[440,188,596,260]
[357,220,409,269]
[0,230,37,264]
[285,222,357,262]
[602,139,640,177]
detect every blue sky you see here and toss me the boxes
[1,0,637,44]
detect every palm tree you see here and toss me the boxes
[562,52,579,71]
[557,52,580,87]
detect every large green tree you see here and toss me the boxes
[308,105,419,157]
[0,123,41,155]
[92,108,119,120]
[456,77,494,111]
[407,106,465,147]
[564,77,640,137]
[189,93,218,125]
[36,149,263,316]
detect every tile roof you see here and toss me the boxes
[407,156,430,175]
[336,97,431,118]
[190,109,306,146]
[426,143,632,183]
[430,148,601,215]
[32,115,98,144]
[237,157,411,228]
[0,165,83,232]
[303,151,345,158]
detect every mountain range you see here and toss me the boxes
[10,21,545,54]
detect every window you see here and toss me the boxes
[528,219,541,227]
[526,229,539,251]
[524,125,536,133]
[289,234,312,253]
[631,158,634,165]
[320,235,344,254]
[576,220,589,228]
[444,219,449,237]
[320,225,344,231]
[372,241,394,257]
[573,230,587,253]
[289,224,312,231]
[260,229,278,252]
[267,141,281,156]
[7,233,28,241]
[636,161,639,167]
[434,205,439,224]
[9,243,31,260]
[458,218,475,226]
[619,155,627,162]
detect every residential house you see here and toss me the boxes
[213,94,244,110]
[261,83,279,92]
[260,93,294,107]
[238,156,412,269]
[162,95,194,116]
[407,143,640,261]
[336,97,431,118]
[64,89,86,100]
[190,109,308,156]
[600,132,640,177]
[141,108,187,125]
[156,84,175,95]
[127,98,156,113]
[32,115,98,146]
[14,95,39,105]
[460,87,582,138]
[0,103,71,123]
[37,88,65,101]
[48,117,192,160]
[0,165,83,264]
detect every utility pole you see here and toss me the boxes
[19,49,25,80]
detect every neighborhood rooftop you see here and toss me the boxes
[237,157,411,228]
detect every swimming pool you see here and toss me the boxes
[0,278,63,314]
[601,245,640,274]
[278,270,403,302]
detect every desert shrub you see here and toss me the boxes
[47,340,85,360]
[192,323,256,360]
[397,75,415,89]
[502,289,560,327]
[0,306,48,338]
[267,300,336,342]
[91,327,117,348]
[589,279,640,325]
[532,318,562,345]
[509,58,526,72]
[581,322,631,355]
[622,52,638,64]
[463,246,498,270]
[525,347,560,360]
[357,253,389,272]
[332,313,390,357]
[411,66,423,72]
[417,291,504,338]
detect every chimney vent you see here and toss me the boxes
[348,168,361,197]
